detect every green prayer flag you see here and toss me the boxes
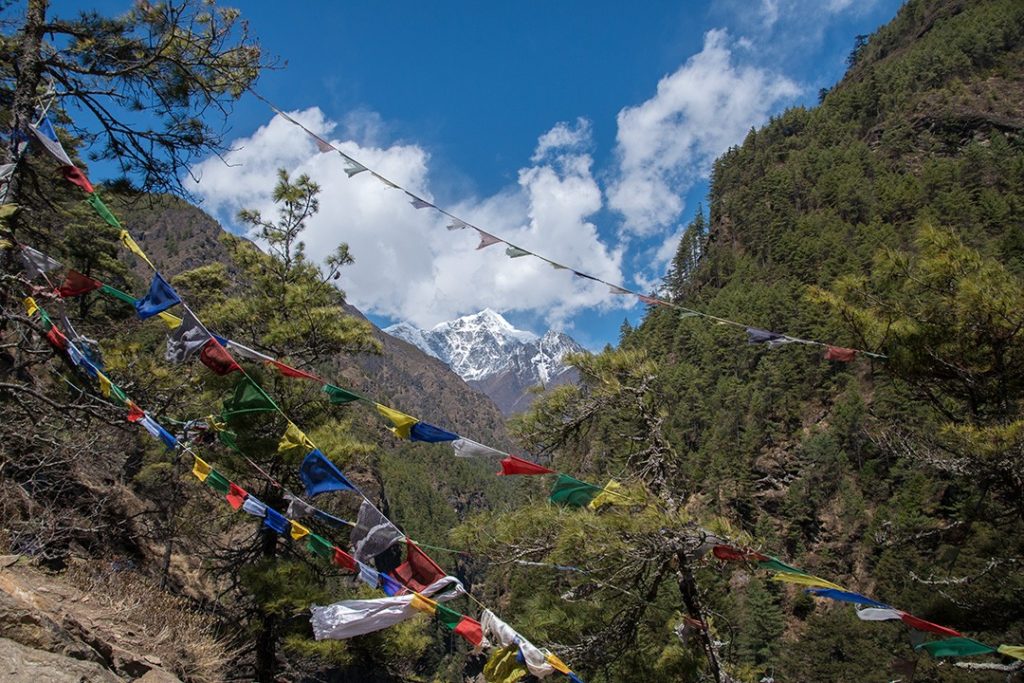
[435,603,463,630]
[218,429,239,451]
[549,474,602,507]
[505,246,531,258]
[86,194,122,229]
[305,533,334,560]
[915,637,996,658]
[36,307,53,330]
[323,384,362,404]
[109,384,128,407]
[99,284,137,305]
[757,557,808,575]
[223,377,278,416]
[205,469,230,494]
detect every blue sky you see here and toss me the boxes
[56,0,904,349]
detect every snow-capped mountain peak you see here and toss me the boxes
[384,310,584,413]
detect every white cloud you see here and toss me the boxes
[608,28,800,235]
[190,108,626,329]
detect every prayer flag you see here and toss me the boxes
[84,195,122,230]
[757,557,806,575]
[135,273,180,319]
[375,403,418,439]
[447,219,468,231]
[290,521,310,541]
[899,613,962,638]
[158,311,183,328]
[855,607,903,622]
[637,294,661,306]
[19,245,63,279]
[118,230,158,268]
[480,610,556,678]
[242,496,268,519]
[314,137,333,153]
[915,637,996,658]
[770,572,844,591]
[393,539,446,592]
[285,493,316,519]
[588,480,631,509]
[45,326,68,351]
[372,172,399,188]
[192,456,212,482]
[60,166,94,193]
[223,377,278,416]
[380,573,404,596]
[350,499,403,563]
[475,230,502,250]
[483,646,528,683]
[199,339,242,375]
[263,507,289,535]
[205,470,230,495]
[269,360,320,381]
[58,270,102,298]
[323,384,363,404]
[333,547,357,572]
[548,474,602,507]
[226,482,248,510]
[573,270,600,282]
[409,593,437,614]
[436,604,484,646]
[805,588,888,608]
[451,438,506,459]
[165,309,210,363]
[409,421,459,443]
[23,297,39,317]
[824,345,857,362]
[505,246,531,258]
[713,545,770,563]
[299,449,358,497]
[746,327,787,345]
[546,653,572,675]
[306,533,334,560]
[998,645,1024,661]
[30,116,74,166]
[278,422,314,454]
[407,192,433,209]
[139,414,178,450]
[344,161,367,177]
[608,285,630,295]
[126,402,145,423]
[98,284,135,305]
[498,455,555,476]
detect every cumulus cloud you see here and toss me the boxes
[608,28,800,235]
[190,108,626,329]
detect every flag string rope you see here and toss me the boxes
[247,89,885,361]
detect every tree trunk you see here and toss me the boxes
[254,508,280,682]
[7,0,47,166]
[675,550,723,683]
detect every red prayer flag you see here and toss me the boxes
[638,294,664,306]
[225,482,248,510]
[58,270,102,298]
[199,339,242,376]
[333,547,357,572]
[454,616,484,647]
[498,455,556,476]
[126,402,145,423]
[45,326,68,351]
[60,166,94,193]
[824,346,857,362]
[712,545,768,562]
[392,539,445,592]
[268,359,321,382]
[899,613,962,638]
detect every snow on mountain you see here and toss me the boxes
[384,309,584,414]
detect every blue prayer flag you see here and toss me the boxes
[380,573,404,596]
[135,273,181,319]
[37,115,60,142]
[409,421,459,443]
[805,588,888,608]
[299,449,358,497]
[263,507,289,535]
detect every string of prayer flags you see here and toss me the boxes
[409,421,459,443]
[278,422,315,454]
[452,438,506,459]
[770,572,845,591]
[192,456,212,482]
[498,454,555,476]
[915,637,996,658]
[824,345,857,362]
[393,539,446,592]
[198,339,242,375]
[223,377,278,417]
[226,482,248,510]
[323,383,363,404]
[299,449,359,497]
[350,499,404,563]
[19,245,62,279]
[549,474,603,507]
[804,588,888,608]
[376,403,418,439]
[436,603,484,647]
[165,309,210,364]
[134,273,180,319]
[58,270,102,298]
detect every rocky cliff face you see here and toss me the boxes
[385,309,585,414]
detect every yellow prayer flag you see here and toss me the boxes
[409,593,437,615]
[770,572,844,591]
[158,311,182,329]
[192,456,212,482]
[23,297,38,317]
[545,653,571,674]
[375,403,418,439]
[278,422,314,454]
[119,230,156,269]
[98,373,112,398]
[205,415,227,432]
[0,238,12,250]
[0,204,20,221]
[289,521,310,541]
[998,644,1024,661]
[588,480,632,510]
